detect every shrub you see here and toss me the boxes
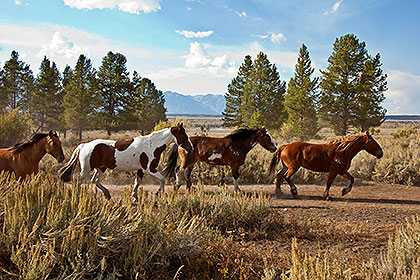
[0,108,29,148]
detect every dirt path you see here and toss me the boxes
[106,181,420,262]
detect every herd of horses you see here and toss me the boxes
[0,124,383,201]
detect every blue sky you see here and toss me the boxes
[0,0,419,114]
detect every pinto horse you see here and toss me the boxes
[0,130,65,180]
[60,124,192,200]
[268,131,383,200]
[163,128,277,192]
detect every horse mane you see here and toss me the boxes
[10,133,48,154]
[225,128,258,141]
[328,134,365,153]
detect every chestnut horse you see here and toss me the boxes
[0,130,65,180]
[60,124,192,200]
[163,128,277,192]
[268,131,383,200]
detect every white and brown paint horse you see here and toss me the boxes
[60,124,192,200]
[164,128,277,192]
[0,131,65,180]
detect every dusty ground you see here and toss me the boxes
[105,181,420,264]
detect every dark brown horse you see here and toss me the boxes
[268,131,383,200]
[0,131,65,180]
[164,128,277,191]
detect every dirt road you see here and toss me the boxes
[107,181,420,262]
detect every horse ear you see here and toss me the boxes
[180,123,184,128]
[365,130,370,137]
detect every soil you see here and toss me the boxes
[105,181,420,264]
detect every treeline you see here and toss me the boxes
[0,51,166,146]
[223,34,387,139]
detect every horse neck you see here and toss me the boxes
[344,137,366,160]
[19,138,47,165]
[149,128,174,146]
[235,133,258,153]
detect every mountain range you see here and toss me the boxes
[164,91,225,115]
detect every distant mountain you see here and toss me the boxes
[164,91,225,115]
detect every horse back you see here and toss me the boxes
[283,142,333,172]
[188,136,242,165]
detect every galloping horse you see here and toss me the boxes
[268,131,383,200]
[164,128,277,192]
[60,124,192,200]
[0,130,65,180]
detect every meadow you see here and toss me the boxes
[1,119,420,279]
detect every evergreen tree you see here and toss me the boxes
[222,55,252,127]
[242,52,286,129]
[97,51,131,135]
[123,72,166,133]
[63,54,98,139]
[29,56,63,131]
[0,51,34,111]
[283,44,319,140]
[319,34,387,135]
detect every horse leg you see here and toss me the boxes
[341,171,354,196]
[132,170,144,202]
[185,166,193,191]
[92,169,111,200]
[150,171,166,194]
[275,166,288,197]
[231,166,241,192]
[283,167,299,198]
[324,172,338,201]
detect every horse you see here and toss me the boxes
[0,130,65,180]
[268,131,383,200]
[59,124,192,200]
[163,127,277,192]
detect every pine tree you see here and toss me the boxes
[29,56,63,131]
[242,52,286,129]
[63,54,98,139]
[122,71,167,133]
[97,51,131,135]
[283,44,319,141]
[319,34,387,135]
[222,55,252,127]
[0,51,34,111]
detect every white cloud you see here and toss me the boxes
[0,23,153,73]
[175,30,214,39]
[63,0,161,14]
[257,32,286,44]
[323,0,343,15]
[15,0,22,5]
[38,31,88,59]
[234,10,247,18]
[384,70,420,114]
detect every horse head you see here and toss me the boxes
[45,130,65,163]
[170,123,193,152]
[363,131,383,159]
[255,127,277,153]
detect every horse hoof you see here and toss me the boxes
[342,188,350,196]
[323,195,332,201]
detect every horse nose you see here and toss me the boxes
[377,151,383,159]
[271,145,277,153]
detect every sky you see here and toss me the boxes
[0,0,419,115]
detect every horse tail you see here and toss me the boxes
[162,144,179,179]
[59,144,83,182]
[268,145,287,179]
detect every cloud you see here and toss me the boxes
[0,23,153,73]
[15,0,22,5]
[384,70,420,114]
[323,0,343,15]
[234,10,247,18]
[38,31,88,59]
[257,32,286,44]
[175,30,214,38]
[63,0,161,14]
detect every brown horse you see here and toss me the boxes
[268,131,383,200]
[164,128,277,192]
[0,130,65,180]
